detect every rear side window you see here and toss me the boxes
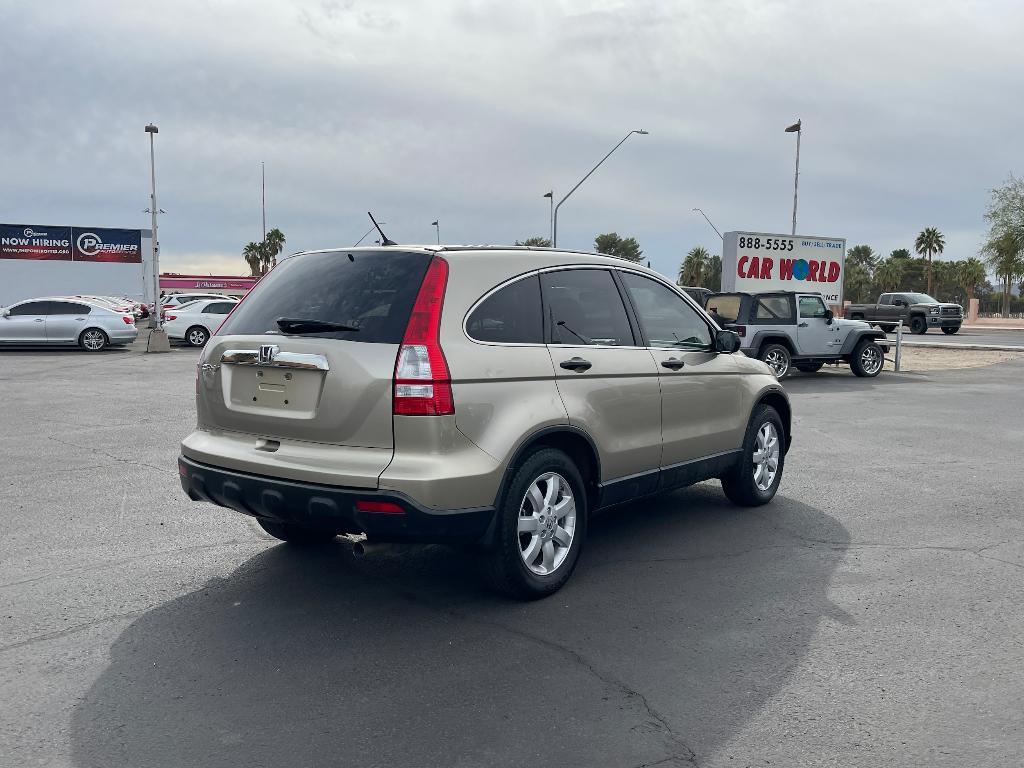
[755,296,793,322]
[219,250,432,343]
[49,302,91,315]
[541,269,634,346]
[205,302,235,314]
[705,294,743,323]
[466,275,543,344]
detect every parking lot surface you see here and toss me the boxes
[2,344,1022,767]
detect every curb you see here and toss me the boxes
[898,341,1024,352]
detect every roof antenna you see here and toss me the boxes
[367,212,396,246]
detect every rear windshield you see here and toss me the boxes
[218,250,432,343]
[705,294,743,323]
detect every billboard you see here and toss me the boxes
[0,224,142,263]
[721,231,846,305]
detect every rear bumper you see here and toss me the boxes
[178,455,495,543]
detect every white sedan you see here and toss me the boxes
[163,298,238,346]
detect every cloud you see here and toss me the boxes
[1,0,1022,283]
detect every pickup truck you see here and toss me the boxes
[845,292,963,335]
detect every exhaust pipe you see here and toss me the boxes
[351,539,392,557]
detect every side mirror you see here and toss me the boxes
[715,329,741,354]
[824,309,834,324]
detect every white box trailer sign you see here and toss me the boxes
[722,231,845,304]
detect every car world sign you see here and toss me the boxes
[721,231,846,304]
[0,223,142,263]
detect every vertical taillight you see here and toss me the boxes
[393,257,453,416]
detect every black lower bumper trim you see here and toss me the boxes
[178,455,494,543]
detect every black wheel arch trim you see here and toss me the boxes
[747,331,797,358]
[838,328,888,355]
[750,386,793,454]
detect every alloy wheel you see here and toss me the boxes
[752,422,780,492]
[764,349,789,377]
[860,345,882,375]
[517,472,576,576]
[82,330,105,350]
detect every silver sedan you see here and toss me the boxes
[0,297,139,351]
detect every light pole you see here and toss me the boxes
[552,129,648,247]
[431,220,440,245]
[692,207,723,241]
[144,123,170,351]
[785,119,801,236]
[543,191,553,244]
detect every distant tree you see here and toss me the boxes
[705,254,722,291]
[957,257,987,304]
[890,248,912,260]
[264,228,286,272]
[594,232,642,262]
[679,246,710,286]
[932,260,962,302]
[514,237,552,247]
[844,262,874,304]
[243,242,264,277]
[847,244,879,270]
[874,258,906,292]
[914,227,945,295]
[983,231,1024,315]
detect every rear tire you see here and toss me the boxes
[186,325,209,347]
[257,520,337,545]
[721,405,785,506]
[941,326,960,335]
[910,315,927,334]
[759,343,792,378]
[482,448,587,600]
[79,328,108,352]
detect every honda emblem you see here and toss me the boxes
[259,344,279,364]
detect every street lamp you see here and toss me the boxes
[785,119,801,236]
[431,220,440,245]
[552,129,648,247]
[692,207,723,241]
[144,123,170,352]
[543,191,553,244]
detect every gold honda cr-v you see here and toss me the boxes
[179,246,791,598]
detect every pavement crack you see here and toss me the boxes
[388,586,700,766]
[46,435,174,476]
[0,609,148,654]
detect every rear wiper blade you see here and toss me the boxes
[276,317,359,334]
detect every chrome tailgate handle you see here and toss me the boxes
[220,349,330,371]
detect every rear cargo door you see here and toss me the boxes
[197,249,433,451]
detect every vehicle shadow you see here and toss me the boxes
[783,367,924,394]
[70,485,849,768]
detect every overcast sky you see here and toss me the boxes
[2,0,1022,281]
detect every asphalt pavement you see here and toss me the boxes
[2,343,1022,767]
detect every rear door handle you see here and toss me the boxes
[34,318,44,322]
[559,357,592,372]
[660,358,685,370]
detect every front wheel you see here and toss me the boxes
[186,325,209,347]
[482,448,587,600]
[759,343,792,378]
[850,339,884,377]
[941,326,960,335]
[79,328,108,351]
[257,519,337,545]
[910,315,928,334]
[720,405,785,506]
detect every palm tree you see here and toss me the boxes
[914,227,945,295]
[243,242,264,277]
[679,246,710,286]
[263,228,286,272]
[889,248,912,260]
[983,232,1024,315]
[874,258,906,292]
[957,258,987,304]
